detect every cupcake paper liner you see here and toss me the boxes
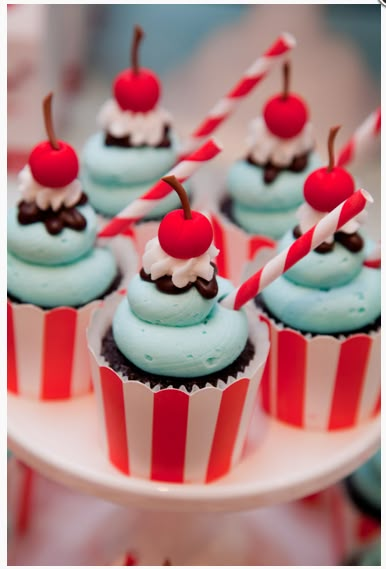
[258,313,381,431]
[210,211,276,285]
[88,292,270,483]
[7,237,137,401]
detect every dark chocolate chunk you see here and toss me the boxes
[246,151,310,184]
[140,264,218,299]
[105,124,172,148]
[17,192,89,235]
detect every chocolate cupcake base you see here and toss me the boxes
[101,327,255,392]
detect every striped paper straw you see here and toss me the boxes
[364,241,381,269]
[337,108,381,168]
[221,189,372,310]
[98,139,222,238]
[181,32,296,156]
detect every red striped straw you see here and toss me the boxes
[364,241,381,269]
[336,107,381,168]
[98,138,222,238]
[221,189,373,310]
[180,32,296,156]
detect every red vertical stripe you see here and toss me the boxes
[248,235,275,261]
[206,379,249,482]
[328,336,371,430]
[41,308,77,399]
[276,330,307,427]
[100,367,130,474]
[151,389,189,483]
[211,214,227,278]
[7,302,18,393]
[259,315,272,413]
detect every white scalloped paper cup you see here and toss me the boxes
[88,292,270,483]
[258,312,381,431]
[7,237,136,401]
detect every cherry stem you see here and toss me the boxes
[327,125,341,171]
[282,61,290,100]
[43,93,60,151]
[131,25,144,75]
[162,176,192,220]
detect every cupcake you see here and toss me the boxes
[88,177,270,483]
[7,94,132,400]
[81,26,181,220]
[210,62,320,284]
[256,128,381,430]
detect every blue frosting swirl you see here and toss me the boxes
[227,153,321,238]
[7,203,118,308]
[261,231,380,334]
[7,204,97,265]
[113,276,249,378]
[81,132,179,218]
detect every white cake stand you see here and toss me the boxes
[8,392,380,513]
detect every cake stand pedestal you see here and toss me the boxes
[8,393,380,564]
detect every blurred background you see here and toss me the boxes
[7,4,381,566]
[8,4,380,164]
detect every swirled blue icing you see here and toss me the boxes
[261,231,380,334]
[227,152,321,238]
[7,204,97,265]
[7,203,118,308]
[8,247,117,308]
[81,131,179,218]
[113,276,249,378]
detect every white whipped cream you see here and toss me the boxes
[97,99,172,146]
[18,165,82,211]
[297,202,367,243]
[143,237,219,288]
[247,117,315,168]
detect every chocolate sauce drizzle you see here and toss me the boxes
[18,193,88,235]
[293,225,364,254]
[140,263,218,299]
[105,125,172,148]
[247,152,309,184]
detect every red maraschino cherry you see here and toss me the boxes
[113,25,160,113]
[263,62,308,139]
[28,93,79,188]
[304,126,355,212]
[158,176,213,259]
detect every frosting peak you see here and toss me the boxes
[247,117,314,167]
[97,99,172,146]
[142,237,219,288]
[18,165,82,211]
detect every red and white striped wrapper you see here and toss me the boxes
[98,139,222,238]
[210,210,276,286]
[7,237,137,400]
[181,32,296,156]
[336,107,381,168]
[258,313,380,431]
[88,293,270,484]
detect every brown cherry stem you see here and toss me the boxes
[282,61,290,100]
[43,93,60,150]
[162,175,192,219]
[327,125,341,171]
[131,25,144,75]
